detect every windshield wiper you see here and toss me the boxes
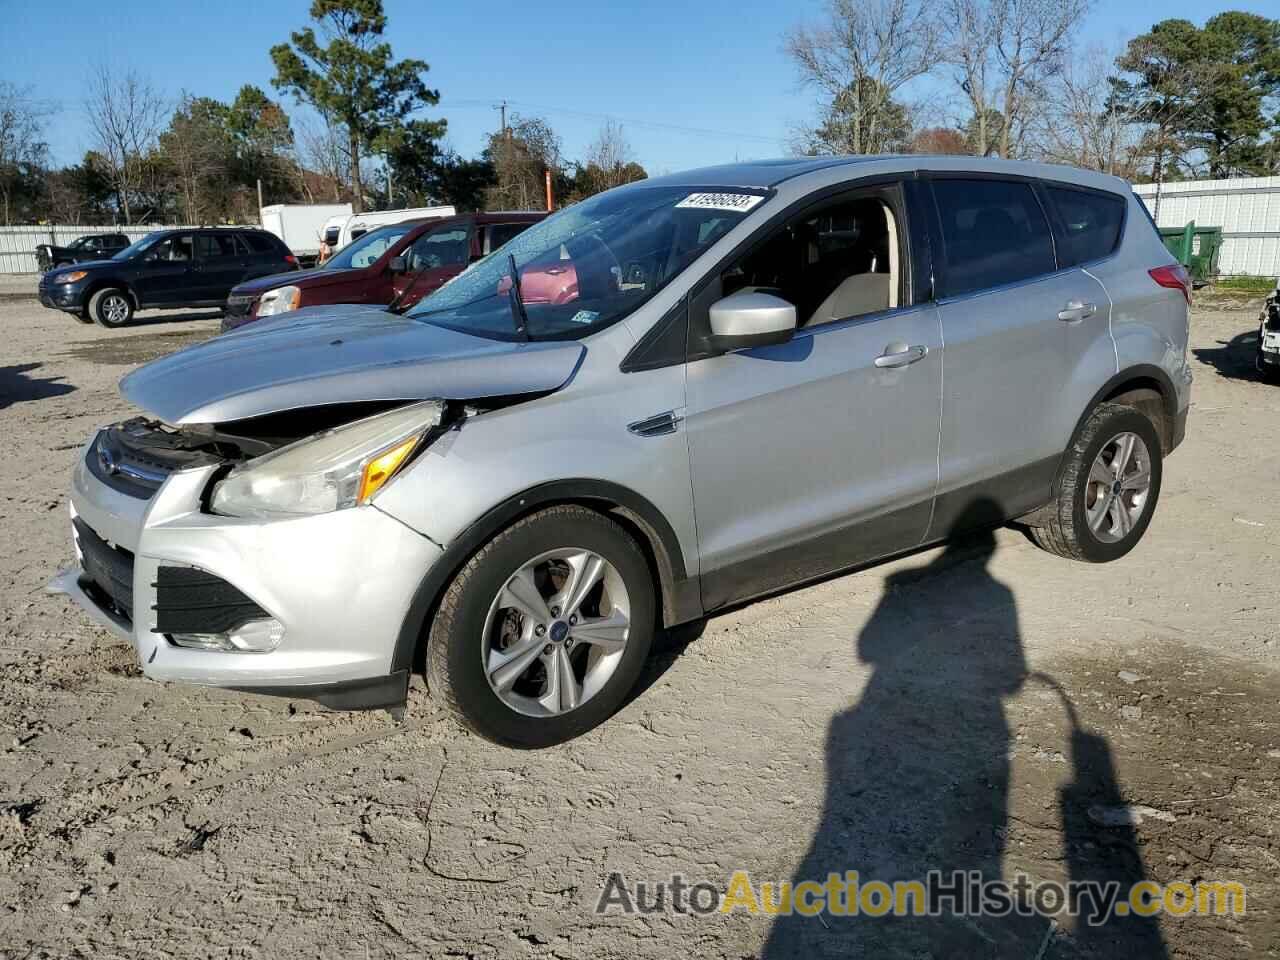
[507,253,530,342]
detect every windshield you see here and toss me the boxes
[407,186,766,340]
[112,233,160,260]
[325,222,416,270]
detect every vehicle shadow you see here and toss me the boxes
[760,498,1169,959]
[1192,329,1267,383]
[126,310,223,327]
[623,618,707,708]
[0,363,76,410]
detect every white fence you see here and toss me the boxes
[1134,177,1280,278]
[0,225,198,274]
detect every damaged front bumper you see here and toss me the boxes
[49,430,443,710]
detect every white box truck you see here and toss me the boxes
[260,203,353,265]
[336,205,457,248]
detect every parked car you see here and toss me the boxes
[37,227,298,328]
[1257,279,1280,380]
[222,212,545,332]
[35,233,129,272]
[53,156,1191,748]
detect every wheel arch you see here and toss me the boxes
[84,277,138,311]
[1045,364,1178,504]
[391,479,702,676]
[1074,364,1178,455]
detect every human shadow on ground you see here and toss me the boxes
[0,363,76,410]
[761,498,1169,959]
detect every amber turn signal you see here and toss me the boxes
[357,436,419,503]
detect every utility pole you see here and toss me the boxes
[495,100,509,139]
[387,155,395,209]
[256,178,264,214]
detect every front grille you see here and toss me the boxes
[1265,301,1280,332]
[153,566,268,635]
[73,518,135,624]
[224,294,256,319]
[88,419,221,499]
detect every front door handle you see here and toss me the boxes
[874,342,928,368]
[1058,300,1097,322]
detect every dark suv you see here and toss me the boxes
[36,233,130,272]
[38,228,298,328]
[222,213,544,332]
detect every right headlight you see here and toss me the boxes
[210,400,444,520]
[257,285,301,317]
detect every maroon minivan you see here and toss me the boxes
[221,212,546,332]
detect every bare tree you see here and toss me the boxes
[85,66,166,224]
[487,115,563,210]
[787,0,940,155]
[580,120,642,192]
[297,112,350,202]
[943,0,1090,159]
[1030,47,1143,176]
[0,82,51,225]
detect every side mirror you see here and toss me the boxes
[388,255,408,274]
[708,290,796,352]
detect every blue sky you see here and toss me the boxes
[4,0,1273,177]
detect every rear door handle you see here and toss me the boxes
[874,343,928,368]
[1058,300,1097,322]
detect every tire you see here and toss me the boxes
[89,287,133,328]
[1026,402,1163,563]
[426,505,656,748]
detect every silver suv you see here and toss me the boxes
[54,157,1192,747]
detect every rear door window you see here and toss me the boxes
[241,232,279,255]
[195,233,238,259]
[487,222,531,253]
[407,226,471,270]
[932,179,1056,298]
[1045,185,1125,267]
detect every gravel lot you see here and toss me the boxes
[1,293,1278,959]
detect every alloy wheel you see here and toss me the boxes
[103,295,129,325]
[481,548,631,717]
[1085,431,1152,543]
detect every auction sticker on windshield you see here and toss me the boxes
[676,193,765,213]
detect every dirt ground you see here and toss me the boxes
[1,294,1278,959]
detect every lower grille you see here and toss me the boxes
[73,518,135,624]
[153,566,269,636]
[224,295,256,319]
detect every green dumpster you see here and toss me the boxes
[1158,221,1223,284]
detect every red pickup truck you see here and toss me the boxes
[221,212,546,332]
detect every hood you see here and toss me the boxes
[52,257,119,272]
[120,304,585,425]
[233,265,356,296]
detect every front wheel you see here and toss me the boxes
[89,287,133,328]
[1026,403,1163,563]
[426,505,656,748]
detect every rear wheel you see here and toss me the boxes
[1026,403,1162,563]
[426,506,656,748]
[89,288,133,328]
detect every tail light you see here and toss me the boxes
[1149,264,1191,304]
[284,254,298,267]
